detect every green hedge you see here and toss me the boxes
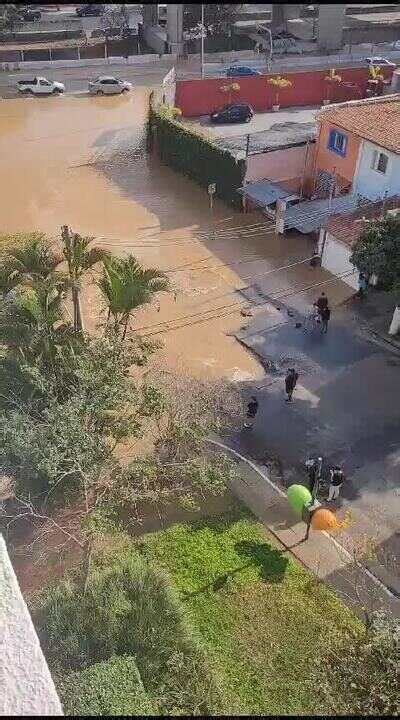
[57,656,158,716]
[149,107,246,208]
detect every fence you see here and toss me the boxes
[175,66,393,117]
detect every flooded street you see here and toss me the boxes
[0,90,349,382]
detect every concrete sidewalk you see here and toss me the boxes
[208,438,400,620]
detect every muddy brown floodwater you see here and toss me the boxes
[0,90,349,383]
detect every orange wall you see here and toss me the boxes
[313,120,361,185]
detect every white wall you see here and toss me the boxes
[245,144,316,189]
[320,231,359,291]
[353,140,400,200]
[0,535,63,715]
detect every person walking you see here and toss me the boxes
[305,456,323,499]
[243,395,258,429]
[320,304,331,334]
[357,271,368,299]
[285,368,299,402]
[327,465,345,501]
[316,291,329,314]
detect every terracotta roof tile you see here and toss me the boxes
[325,195,400,247]
[318,97,400,154]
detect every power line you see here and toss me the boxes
[134,269,354,338]
[129,255,316,334]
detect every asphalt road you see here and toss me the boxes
[0,59,174,99]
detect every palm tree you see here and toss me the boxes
[61,225,111,333]
[98,255,170,340]
[0,274,67,362]
[0,232,62,298]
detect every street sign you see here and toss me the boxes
[208,183,216,195]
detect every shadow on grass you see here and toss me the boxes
[184,540,289,599]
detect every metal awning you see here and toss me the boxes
[238,180,296,208]
[283,193,370,234]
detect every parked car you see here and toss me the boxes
[365,57,396,67]
[16,77,65,95]
[226,66,262,77]
[76,4,104,17]
[88,76,133,95]
[210,104,254,124]
[22,8,41,21]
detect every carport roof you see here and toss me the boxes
[284,194,371,234]
[238,180,296,207]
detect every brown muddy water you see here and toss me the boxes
[0,90,350,382]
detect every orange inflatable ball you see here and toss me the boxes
[311,508,340,531]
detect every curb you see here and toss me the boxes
[207,438,398,602]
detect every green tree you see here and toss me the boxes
[350,214,400,293]
[0,275,70,366]
[61,225,110,333]
[183,3,242,35]
[318,611,399,715]
[0,333,158,501]
[98,255,169,340]
[0,3,21,32]
[0,232,62,298]
[32,538,222,715]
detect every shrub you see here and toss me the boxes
[149,106,246,207]
[57,655,158,716]
[317,611,399,715]
[33,538,222,715]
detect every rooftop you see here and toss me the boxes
[325,195,400,247]
[317,95,400,154]
[192,106,318,158]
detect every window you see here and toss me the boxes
[371,150,388,174]
[328,129,347,157]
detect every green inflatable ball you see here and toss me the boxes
[287,484,312,515]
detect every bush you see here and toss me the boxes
[57,656,158,716]
[149,106,246,207]
[317,611,399,715]
[33,537,222,715]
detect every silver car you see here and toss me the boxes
[88,76,133,95]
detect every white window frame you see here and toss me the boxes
[371,149,388,175]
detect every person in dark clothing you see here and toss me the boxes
[327,466,345,501]
[316,292,329,313]
[244,395,258,429]
[320,305,331,334]
[285,368,299,402]
[305,457,323,499]
[357,271,368,298]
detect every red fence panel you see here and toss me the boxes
[175,67,393,117]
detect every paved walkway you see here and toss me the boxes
[208,438,400,620]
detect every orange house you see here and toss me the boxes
[312,111,362,196]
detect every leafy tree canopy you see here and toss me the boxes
[183,4,242,35]
[350,214,400,293]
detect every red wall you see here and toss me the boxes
[175,67,393,117]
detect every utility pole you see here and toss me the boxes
[201,3,205,80]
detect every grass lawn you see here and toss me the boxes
[138,504,360,715]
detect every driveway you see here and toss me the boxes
[234,300,400,591]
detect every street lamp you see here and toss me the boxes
[257,23,273,71]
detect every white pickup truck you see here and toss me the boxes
[16,76,65,95]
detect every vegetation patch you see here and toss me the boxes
[149,105,246,208]
[138,507,361,715]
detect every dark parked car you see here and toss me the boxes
[23,8,41,21]
[210,104,254,124]
[76,4,104,17]
[226,66,262,77]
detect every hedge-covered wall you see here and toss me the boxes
[149,107,246,208]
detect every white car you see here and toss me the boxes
[88,76,132,95]
[16,76,65,95]
[365,57,396,67]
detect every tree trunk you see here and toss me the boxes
[72,285,81,332]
